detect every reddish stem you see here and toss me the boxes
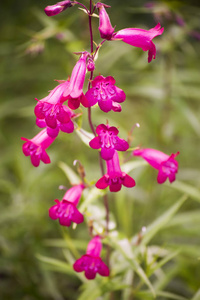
[87,0,110,266]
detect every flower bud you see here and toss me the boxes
[44,1,73,17]
[87,58,95,72]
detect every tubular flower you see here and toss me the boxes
[96,150,135,192]
[133,148,179,184]
[85,75,126,113]
[36,105,75,138]
[73,236,109,280]
[49,184,85,226]
[89,123,129,160]
[63,52,92,109]
[34,81,75,137]
[44,1,74,17]
[112,23,164,63]
[21,129,55,167]
[96,3,115,40]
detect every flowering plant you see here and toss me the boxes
[20,0,193,298]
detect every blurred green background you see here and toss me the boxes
[1,0,200,299]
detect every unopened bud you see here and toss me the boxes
[44,1,74,17]
[87,58,95,72]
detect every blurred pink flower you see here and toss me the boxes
[21,129,55,167]
[85,75,126,112]
[49,184,85,226]
[44,1,73,17]
[96,150,135,192]
[112,23,164,62]
[133,148,179,184]
[89,123,129,160]
[96,2,115,40]
[73,236,109,280]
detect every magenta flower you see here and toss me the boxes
[73,236,109,280]
[36,104,75,138]
[49,184,84,226]
[34,81,75,137]
[44,1,74,17]
[133,148,179,184]
[96,3,115,40]
[63,52,92,109]
[112,23,164,63]
[85,75,126,113]
[96,151,135,192]
[21,129,55,167]
[89,123,129,160]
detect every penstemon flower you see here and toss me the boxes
[44,0,74,16]
[112,23,164,62]
[96,150,135,192]
[21,129,55,167]
[73,236,109,279]
[34,81,76,137]
[36,105,75,138]
[85,75,126,112]
[89,123,129,160]
[133,148,179,184]
[49,184,84,226]
[96,2,115,40]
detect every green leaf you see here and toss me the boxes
[132,195,188,251]
[191,289,200,300]
[75,127,94,147]
[109,238,155,297]
[149,249,180,276]
[58,161,80,185]
[36,254,75,276]
[168,181,200,203]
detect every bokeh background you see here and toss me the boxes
[1,0,200,299]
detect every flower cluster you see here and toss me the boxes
[21,0,180,281]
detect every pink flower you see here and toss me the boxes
[96,3,115,40]
[133,148,179,184]
[85,75,126,113]
[96,151,135,192]
[89,123,129,160]
[112,23,164,63]
[21,129,55,167]
[49,184,84,226]
[36,105,75,138]
[63,52,92,109]
[44,1,74,17]
[73,236,109,280]
[34,81,75,137]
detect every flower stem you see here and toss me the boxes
[87,0,110,266]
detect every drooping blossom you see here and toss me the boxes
[21,129,55,167]
[133,148,179,184]
[112,23,164,63]
[73,236,109,280]
[35,81,76,137]
[63,52,93,109]
[89,123,129,160]
[96,3,115,40]
[49,184,85,226]
[44,1,74,17]
[85,75,126,113]
[96,150,135,192]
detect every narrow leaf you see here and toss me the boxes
[58,161,80,185]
